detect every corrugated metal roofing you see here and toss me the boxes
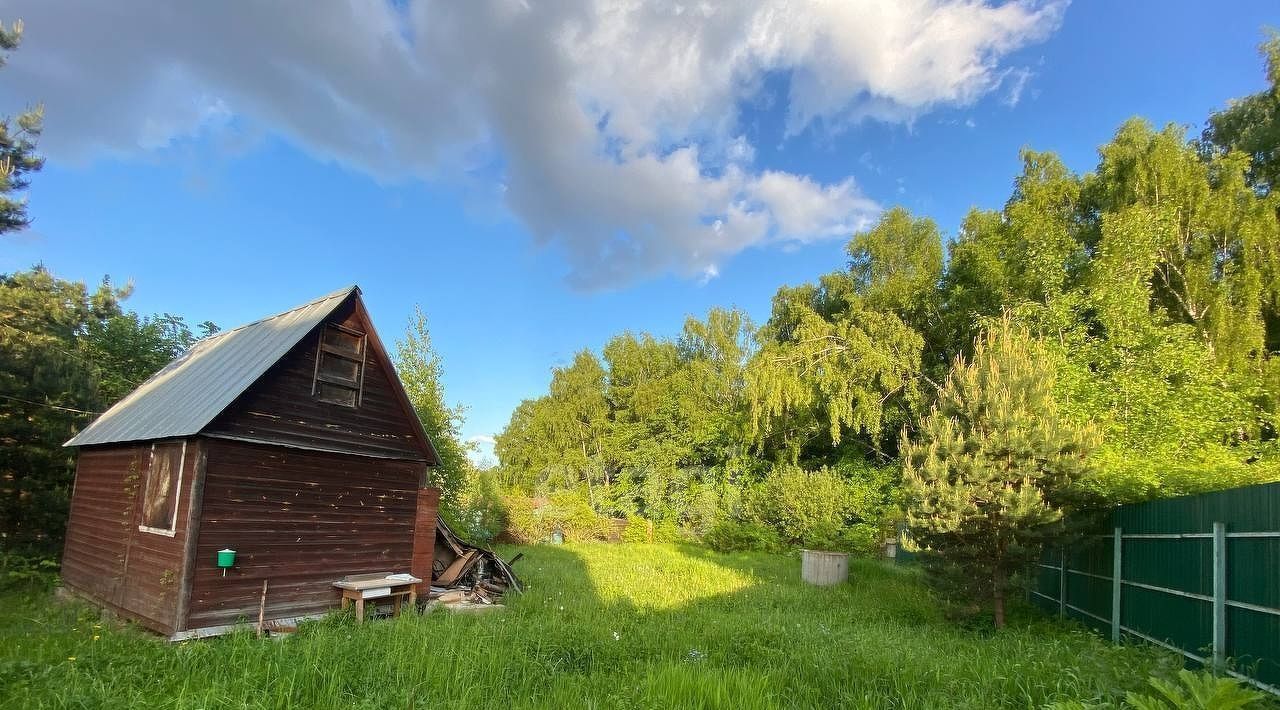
[65,286,359,447]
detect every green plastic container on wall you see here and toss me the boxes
[216,548,236,575]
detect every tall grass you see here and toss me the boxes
[0,543,1187,708]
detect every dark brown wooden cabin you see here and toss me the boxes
[61,286,443,638]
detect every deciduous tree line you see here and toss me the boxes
[490,38,1280,582]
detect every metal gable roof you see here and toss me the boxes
[65,286,359,448]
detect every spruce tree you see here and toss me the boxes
[902,316,1099,628]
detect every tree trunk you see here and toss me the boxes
[580,438,593,507]
[992,563,1007,629]
[3,468,23,544]
[595,440,610,494]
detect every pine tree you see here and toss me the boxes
[902,315,1100,628]
[0,268,123,553]
[0,20,44,235]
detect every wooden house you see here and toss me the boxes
[61,286,442,638]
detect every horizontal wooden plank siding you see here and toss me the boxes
[186,439,424,630]
[61,441,200,635]
[204,300,427,461]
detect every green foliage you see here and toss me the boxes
[502,490,610,543]
[903,317,1101,627]
[498,309,756,527]
[652,518,685,543]
[0,20,42,235]
[1203,31,1280,195]
[615,515,685,544]
[847,206,945,350]
[495,351,614,509]
[452,468,508,544]
[943,149,1087,350]
[1125,670,1266,710]
[746,464,854,548]
[1050,316,1274,501]
[499,495,544,543]
[0,550,57,592]
[620,514,653,543]
[748,211,940,457]
[748,294,925,453]
[833,523,882,556]
[80,311,218,404]
[0,266,212,554]
[702,519,784,553]
[1086,119,1280,373]
[395,307,473,516]
[705,461,897,554]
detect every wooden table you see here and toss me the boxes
[333,573,422,624]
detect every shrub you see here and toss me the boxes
[0,551,59,592]
[703,519,783,553]
[796,520,842,551]
[617,515,686,544]
[690,462,901,555]
[501,494,542,543]
[652,519,686,543]
[683,473,747,537]
[543,489,612,541]
[502,489,611,543]
[620,515,653,543]
[747,464,853,545]
[836,523,882,556]
[745,463,891,552]
[451,468,508,544]
[798,521,882,555]
[838,459,899,524]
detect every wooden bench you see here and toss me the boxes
[333,573,422,624]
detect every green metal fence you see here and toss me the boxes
[1031,481,1280,695]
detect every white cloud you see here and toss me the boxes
[1001,67,1036,107]
[464,434,497,469]
[750,172,878,240]
[0,0,1065,287]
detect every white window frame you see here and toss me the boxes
[138,440,186,537]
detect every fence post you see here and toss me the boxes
[1213,521,1226,673]
[1059,545,1067,619]
[1112,526,1122,643]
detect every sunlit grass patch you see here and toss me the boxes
[574,543,757,609]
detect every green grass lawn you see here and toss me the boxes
[0,543,1185,709]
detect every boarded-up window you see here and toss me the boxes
[140,441,185,534]
[314,324,366,407]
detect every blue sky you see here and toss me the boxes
[1,1,1276,463]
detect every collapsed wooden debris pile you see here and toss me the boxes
[428,517,522,610]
